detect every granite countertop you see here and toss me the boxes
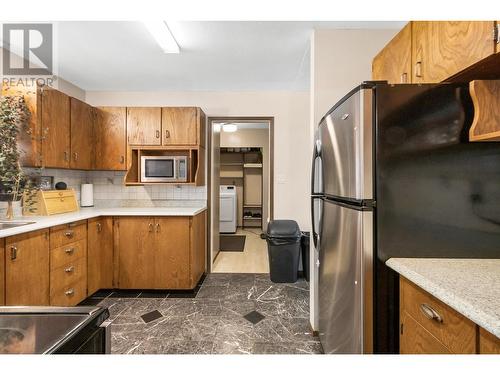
[0,205,207,239]
[386,258,500,339]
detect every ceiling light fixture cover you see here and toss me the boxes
[222,124,238,132]
[143,21,180,53]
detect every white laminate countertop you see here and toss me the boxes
[386,258,500,339]
[0,206,207,239]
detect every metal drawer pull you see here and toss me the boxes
[156,223,160,233]
[165,130,170,138]
[64,266,75,273]
[148,223,154,232]
[420,303,443,323]
[65,247,75,254]
[64,231,74,238]
[97,222,102,233]
[415,61,423,78]
[65,289,75,296]
[10,246,17,260]
[156,130,160,138]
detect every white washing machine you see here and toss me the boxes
[220,185,237,233]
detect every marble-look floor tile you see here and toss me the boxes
[252,341,323,354]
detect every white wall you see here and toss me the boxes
[86,90,311,230]
[309,28,401,331]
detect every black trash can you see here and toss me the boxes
[266,220,301,283]
[301,231,310,282]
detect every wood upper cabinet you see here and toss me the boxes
[5,229,50,306]
[88,217,114,295]
[372,23,412,84]
[95,107,127,170]
[41,86,71,168]
[115,213,206,289]
[127,107,162,145]
[0,240,5,305]
[162,107,206,147]
[412,21,496,83]
[115,217,156,289]
[70,98,95,169]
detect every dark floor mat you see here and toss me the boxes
[220,235,246,252]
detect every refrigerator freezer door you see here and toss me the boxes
[318,199,373,354]
[317,88,373,201]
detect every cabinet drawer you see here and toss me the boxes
[50,221,87,248]
[400,312,450,354]
[401,277,476,353]
[50,239,86,270]
[43,190,75,199]
[50,278,87,306]
[50,257,87,292]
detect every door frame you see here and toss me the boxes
[206,116,274,272]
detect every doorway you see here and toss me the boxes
[207,117,274,273]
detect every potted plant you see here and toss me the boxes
[0,95,32,219]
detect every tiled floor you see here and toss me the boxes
[82,273,322,354]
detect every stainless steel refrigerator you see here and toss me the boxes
[311,82,500,354]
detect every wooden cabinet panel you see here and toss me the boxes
[127,107,162,145]
[479,328,500,354]
[154,217,191,289]
[162,107,199,146]
[189,211,206,288]
[88,217,114,295]
[400,277,476,353]
[50,257,87,302]
[372,23,412,83]
[50,239,86,270]
[116,217,156,289]
[469,80,500,141]
[50,277,87,307]
[50,221,87,249]
[5,229,50,306]
[41,87,71,168]
[400,312,450,354]
[412,21,496,83]
[0,240,4,305]
[70,98,94,169]
[95,107,127,170]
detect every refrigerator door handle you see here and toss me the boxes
[311,196,323,250]
[311,136,322,195]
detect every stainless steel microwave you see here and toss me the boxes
[140,156,188,183]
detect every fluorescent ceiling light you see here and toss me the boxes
[143,21,180,53]
[222,124,238,132]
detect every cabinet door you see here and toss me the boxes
[116,217,156,289]
[0,240,5,305]
[162,107,198,146]
[95,107,127,170]
[400,312,450,354]
[5,229,50,305]
[372,23,412,83]
[88,217,114,295]
[189,211,206,289]
[127,107,162,145]
[41,87,71,168]
[479,328,500,354]
[412,21,496,83]
[70,98,94,169]
[154,217,191,289]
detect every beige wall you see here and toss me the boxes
[309,28,401,331]
[221,128,270,230]
[86,90,311,231]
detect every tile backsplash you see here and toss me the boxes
[26,168,207,207]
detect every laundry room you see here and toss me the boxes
[209,120,272,273]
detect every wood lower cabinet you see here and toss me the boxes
[5,229,50,306]
[400,311,450,354]
[162,107,205,147]
[41,86,71,168]
[412,21,496,83]
[87,217,114,295]
[372,23,412,84]
[479,327,500,354]
[127,107,162,146]
[116,213,206,289]
[0,240,5,305]
[95,107,127,170]
[70,98,95,169]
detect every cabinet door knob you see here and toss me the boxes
[10,245,17,260]
[64,266,75,273]
[65,289,75,296]
[415,61,423,78]
[97,222,102,233]
[120,156,125,164]
[64,231,74,238]
[420,303,443,323]
[64,151,69,161]
[156,130,160,138]
[65,247,75,254]
[400,72,408,83]
[73,152,78,161]
[165,130,170,139]
[155,223,161,233]
[148,223,154,232]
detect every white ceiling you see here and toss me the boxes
[55,21,405,91]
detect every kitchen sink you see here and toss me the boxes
[0,221,36,230]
